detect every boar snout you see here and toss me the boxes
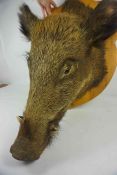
[10,138,40,161]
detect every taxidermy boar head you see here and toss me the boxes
[10,0,117,161]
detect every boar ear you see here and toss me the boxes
[19,5,38,40]
[87,0,117,44]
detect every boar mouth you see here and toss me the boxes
[47,108,67,141]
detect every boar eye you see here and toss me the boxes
[59,59,79,79]
[64,64,72,75]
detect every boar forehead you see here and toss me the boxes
[30,14,87,61]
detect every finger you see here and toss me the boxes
[45,6,52,15]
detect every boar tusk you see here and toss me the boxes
[50,124,58,131]
[17,116,24,124]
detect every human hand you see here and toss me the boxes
[37,0,56,17]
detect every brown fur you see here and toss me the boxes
[10,0,117,161]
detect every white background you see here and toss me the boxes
[0,0,117,175]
